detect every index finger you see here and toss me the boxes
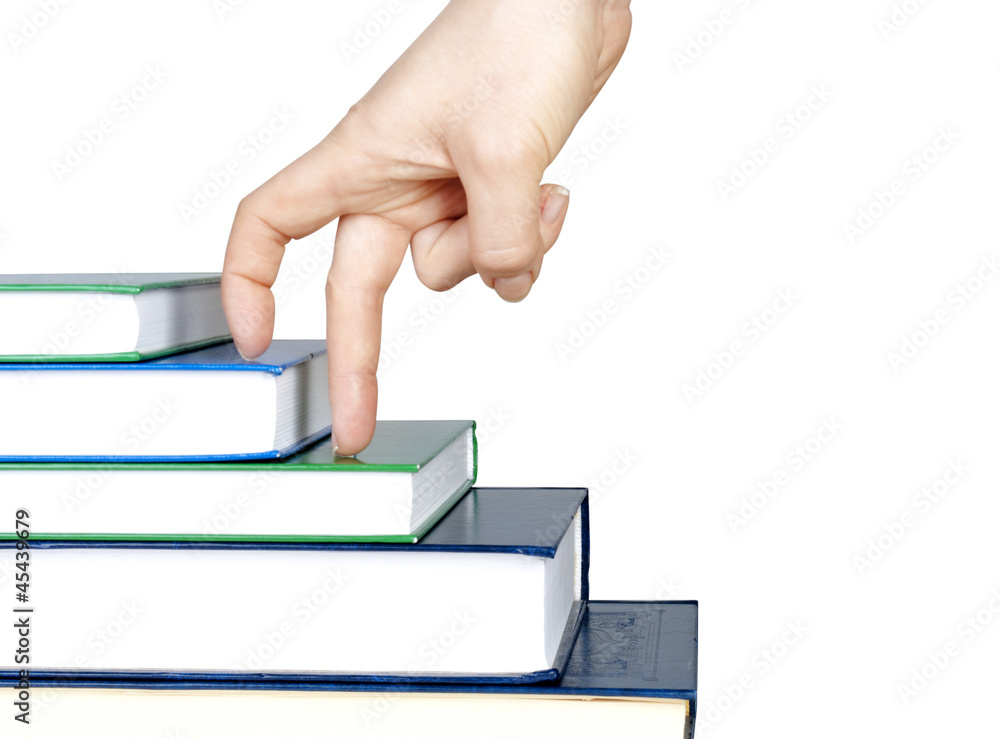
[326,214,411,455]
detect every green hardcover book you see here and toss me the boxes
[0,420,476,543]
[0,273,230,361]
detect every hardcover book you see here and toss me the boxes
[0,420,476,543]
[0,488,590,683]
[0,273,230,361]
[0,340,331,461]
[3,601,697,739]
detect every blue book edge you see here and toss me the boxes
[0,339,325,375]
[0,340,329,462]
[0,427,333,463]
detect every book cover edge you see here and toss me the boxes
[0,274,221,294]
[0,335,233,363]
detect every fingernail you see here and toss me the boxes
[494,273,533,302]
[541,186,570,224]
[235,344,251,361]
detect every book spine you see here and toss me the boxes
[470,421,478,485]
[580,493,590,601]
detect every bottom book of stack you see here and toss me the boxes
[4,601,697,738]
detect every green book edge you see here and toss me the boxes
[0,335,232,363]
[0,275,221,295]
[0,421,478,543]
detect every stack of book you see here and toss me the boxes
[0,274,697,737]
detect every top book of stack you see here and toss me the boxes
[0,273,230,362]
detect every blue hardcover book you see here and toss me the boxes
[3,602,697,739]
[0,488,589,685]
[0,340,331,461]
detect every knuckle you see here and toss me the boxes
[333,361,378,391]
[415,267,462,293]
[333,100,380,144]
[474,244,536,276]
[233,196,256,225]
[411,251,461,292]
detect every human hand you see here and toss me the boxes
[222,0,632,454]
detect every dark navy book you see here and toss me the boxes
[1,601,697,739]
[0,488,590,686]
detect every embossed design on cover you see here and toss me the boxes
[567,607,665,681]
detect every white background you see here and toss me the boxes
[2,1,999,737]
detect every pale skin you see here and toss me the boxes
[222,0,632,454]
